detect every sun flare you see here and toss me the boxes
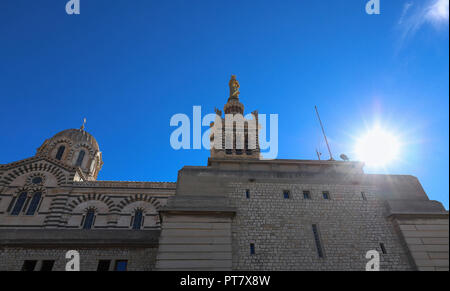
[355,127,401,167]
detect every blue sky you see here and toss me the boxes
[0,0,448,208]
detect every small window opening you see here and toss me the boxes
[380,243,387,254]
[40,260,55,271]
[21,260,37,271]
[303,191,311,200]
[97,260,111,271]
[312,224,324,258]
[361,192,367,201]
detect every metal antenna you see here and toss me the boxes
[316,148,322,160]
[315,106,334,161]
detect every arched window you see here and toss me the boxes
[10,192,27,216]
[55,146,65,160]
[131,209,144,230]
[75,150,85,167]
[31,176,43,185]
[82,209,95,229]
[26,192,42,215]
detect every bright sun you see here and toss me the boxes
[355,127,401,167]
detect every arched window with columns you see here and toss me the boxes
[26,192,42,215]
[10,192,28,216]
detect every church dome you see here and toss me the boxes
[37,127,103,181]
[50,129,100,152]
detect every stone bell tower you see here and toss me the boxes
[209,75,261,160]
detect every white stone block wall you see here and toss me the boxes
[393,218,449,271]
[156,214,233,271]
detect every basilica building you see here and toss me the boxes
[0,77,448,271]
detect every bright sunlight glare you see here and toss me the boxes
[355,127,401,167]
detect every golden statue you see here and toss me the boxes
[229,75,240,98]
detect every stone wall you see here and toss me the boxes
[391,216,449,271]
[156,213,233,271]
[228,182,413,271]
[0,247,158,271]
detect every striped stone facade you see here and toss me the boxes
[0,128,175,271]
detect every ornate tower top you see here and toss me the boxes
[210,75,261,160]
[229,75,240,100]
[224,75,244,115]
